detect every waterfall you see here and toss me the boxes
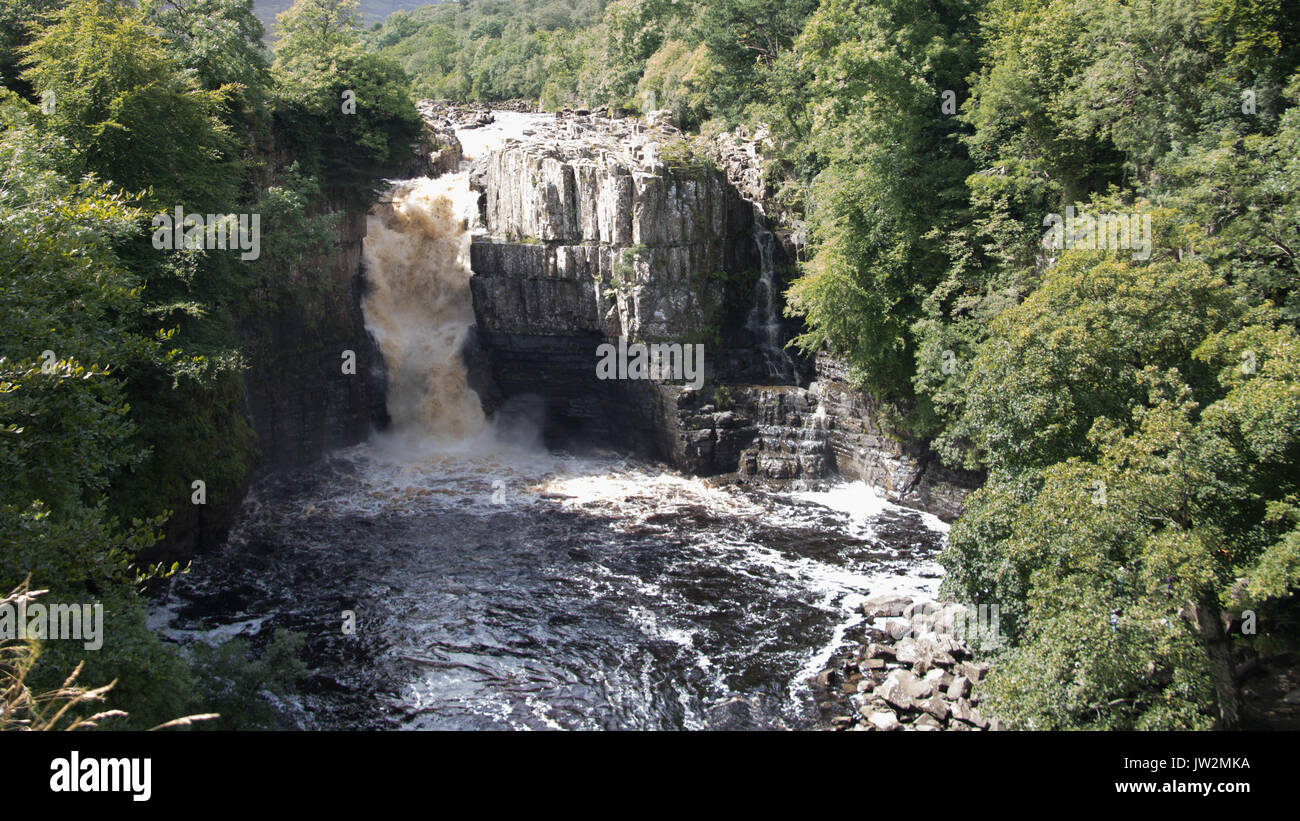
[746,215,797,383]
[361,174,487,441]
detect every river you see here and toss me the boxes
[147,111,949,730]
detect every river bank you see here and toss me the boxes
[809,594,1005,731]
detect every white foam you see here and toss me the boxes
[455,111,555,161]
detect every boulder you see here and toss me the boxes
[862,594,912,620]
[958,661,987,683]
[895,635,957,669]
[866,710,901,732]
[947,675,971,700]
[912,714,943,731]
[864,643,896,660]
[878,668,935,710]
[920,697,950,722]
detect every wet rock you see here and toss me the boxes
[815,669,838,689]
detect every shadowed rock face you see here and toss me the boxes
[455,109,980,518]
[242,197,388,470]
[155,192,389,565]
[461,111,786,454]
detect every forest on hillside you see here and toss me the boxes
[1,0,1298,733]
[367,0,1300,731]
[0,0,420,729]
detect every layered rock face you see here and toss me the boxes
[472,126,756,343]
[411,101,466,177]
[465,111,778,449]
[241,195,388,468]
[457,108,977,518]
[633,358,979,520]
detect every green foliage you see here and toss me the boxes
[185,630,308,729]
[893,0,1300,730]
[635,39,709,128]
[946,246,1246,474]
[713,384,735,410]
[0,94,199,728]
[0,0,393,728]
[694,0,818,122]
[941,252,1300,727]
[143,0,272,97]
[0,0,62,97]
[365,0,599,105]
[1154,76,1300,324]
[22,0,240,211]
[782,0,980,400]
[272,0,421,193]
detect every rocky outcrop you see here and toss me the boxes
[410,102,465,177]
[599,360,979,519]
[464,109,791,452]
[240,197,388,468]
[456,106,977,519]
[812,594,1005,731]
[705,123,774,206]
[471,123,757,344]
[789,356,981,520]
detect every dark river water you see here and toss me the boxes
[149,113,947,730]
[149,433,948,730]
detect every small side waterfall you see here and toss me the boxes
[746,215,797,383]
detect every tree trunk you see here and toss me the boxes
[1195,593,1240,730]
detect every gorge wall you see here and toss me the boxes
[239,192,388,468]
[456,109,980,519]
[158,190,389,563]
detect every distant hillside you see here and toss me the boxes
[254,0,440,34]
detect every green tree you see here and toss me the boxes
[0,94,196,727]
[21,0,239,211]
[272,0,420,194]
[782,0,980,405]
[941,244,1299,728]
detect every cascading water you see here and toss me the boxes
[149,112,950,731]
[746,215,798,384]
[362,174,486,441]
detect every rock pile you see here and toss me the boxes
[706,124,772,205]
[419,100,498,130]
[811,594,1005,731]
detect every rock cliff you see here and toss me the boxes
[456,108,979,518]
[240,193,388,468]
